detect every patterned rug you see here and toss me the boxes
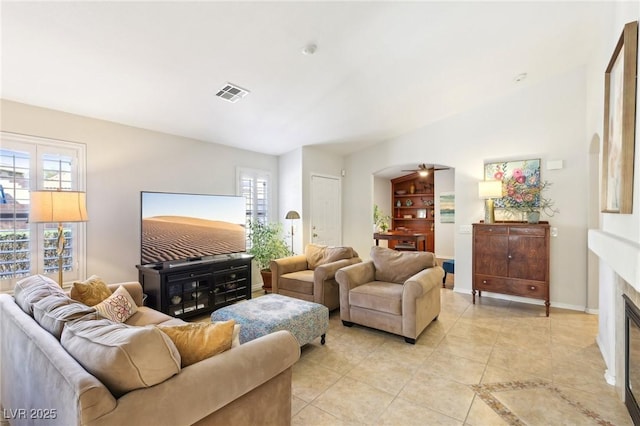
[470,380,615,426]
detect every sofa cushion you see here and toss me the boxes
[305,244,357,270]
[33,294,99,339]
[370,246,436,284]
[323,246,358,264]
[14,274,66,315]
[305,243,327,269]
[349,281,403,315]
[70,275,112,306]
[158,320,235,367]
[125,306,176,326]
[61,318,181,397]
[93,285,137,323]
[280,270,314,294]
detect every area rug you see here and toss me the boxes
[470,380,615,426]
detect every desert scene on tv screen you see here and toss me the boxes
[141,216,245,264]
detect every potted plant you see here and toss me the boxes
[247,220,292,292]
[503,180,559,223]
[373,204,391,232]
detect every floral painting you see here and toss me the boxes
[484,159,541,210]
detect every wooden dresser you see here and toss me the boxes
[472,222,550,316]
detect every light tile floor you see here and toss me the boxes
[291,287,633,425]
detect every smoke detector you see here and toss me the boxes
[302,44,317,55]
[216,83,250,103]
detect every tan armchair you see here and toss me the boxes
[335,246,443,344]
[271,244,361,310]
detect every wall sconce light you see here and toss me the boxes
[478,181,502,224]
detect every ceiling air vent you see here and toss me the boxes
[215,83,250,103]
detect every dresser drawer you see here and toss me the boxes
[474,225,508,235]
[509,226,547,237]
[475,275,547,299]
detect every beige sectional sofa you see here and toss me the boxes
[0,276,300,426]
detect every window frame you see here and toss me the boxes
[236,167,272,248]
[0,132,87,291]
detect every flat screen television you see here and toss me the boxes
[140,191,246,266]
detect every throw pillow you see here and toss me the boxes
[305,243,327,269]
[61,319,181,397]
[370,246,436,284]
[158,320,235,367]
[70,275,112,306]
[33,294,98,339]
[14,274,66,315]
[213,321,241,348]
[93,285,138,323]
[321,246,356,265]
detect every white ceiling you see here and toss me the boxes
[1,1,608,156]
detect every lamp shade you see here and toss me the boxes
[30,191,88,223]
[478,181,503,199]
[285,210,300,220]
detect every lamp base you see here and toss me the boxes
[484,199,496,224]
[56,222,65,287]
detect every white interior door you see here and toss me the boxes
[310,174,341,246]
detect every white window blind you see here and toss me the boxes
[237,168,271,248]
[0,132,86,291]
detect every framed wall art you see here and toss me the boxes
[484,159,541,209]
[602,20,638,214]
[439,192,455,223]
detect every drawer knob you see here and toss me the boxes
[530,286,536,290]
[508,254,513,259]
[483,280,487,284]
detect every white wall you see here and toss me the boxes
[434,168,455,259]
[0,99,279,283]
[344,66,590,310]
[584,2,639,393]
[588,6,640,251]
[278,148,303,254]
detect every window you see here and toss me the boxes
[237,167,271,248]
[0,132,86,291]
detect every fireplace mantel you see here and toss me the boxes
[588,230,640,291]
[589,229,640,394]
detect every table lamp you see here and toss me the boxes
[285,210,300,253]
[29,190,88,287]
[478,181,502,224]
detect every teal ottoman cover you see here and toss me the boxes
[211,294,328,346]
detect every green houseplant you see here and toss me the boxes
[373,204,391,232]
[247,220,292,292]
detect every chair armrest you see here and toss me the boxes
[336,261,375,321]
[270,255,308,293]
[403,266,444,299]
[107,282,144,307]
[314,257,362,283]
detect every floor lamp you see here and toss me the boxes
[29,190,89,287]
[285,210,300,253]
[478,181,503,224]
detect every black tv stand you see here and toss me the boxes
[136,253,253,319]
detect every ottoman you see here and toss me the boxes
[442,259,455,287]
[211,294,329,346]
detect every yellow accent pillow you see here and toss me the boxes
[158,320,235,367]
[93,285,138,323]
[70,275,112,306]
